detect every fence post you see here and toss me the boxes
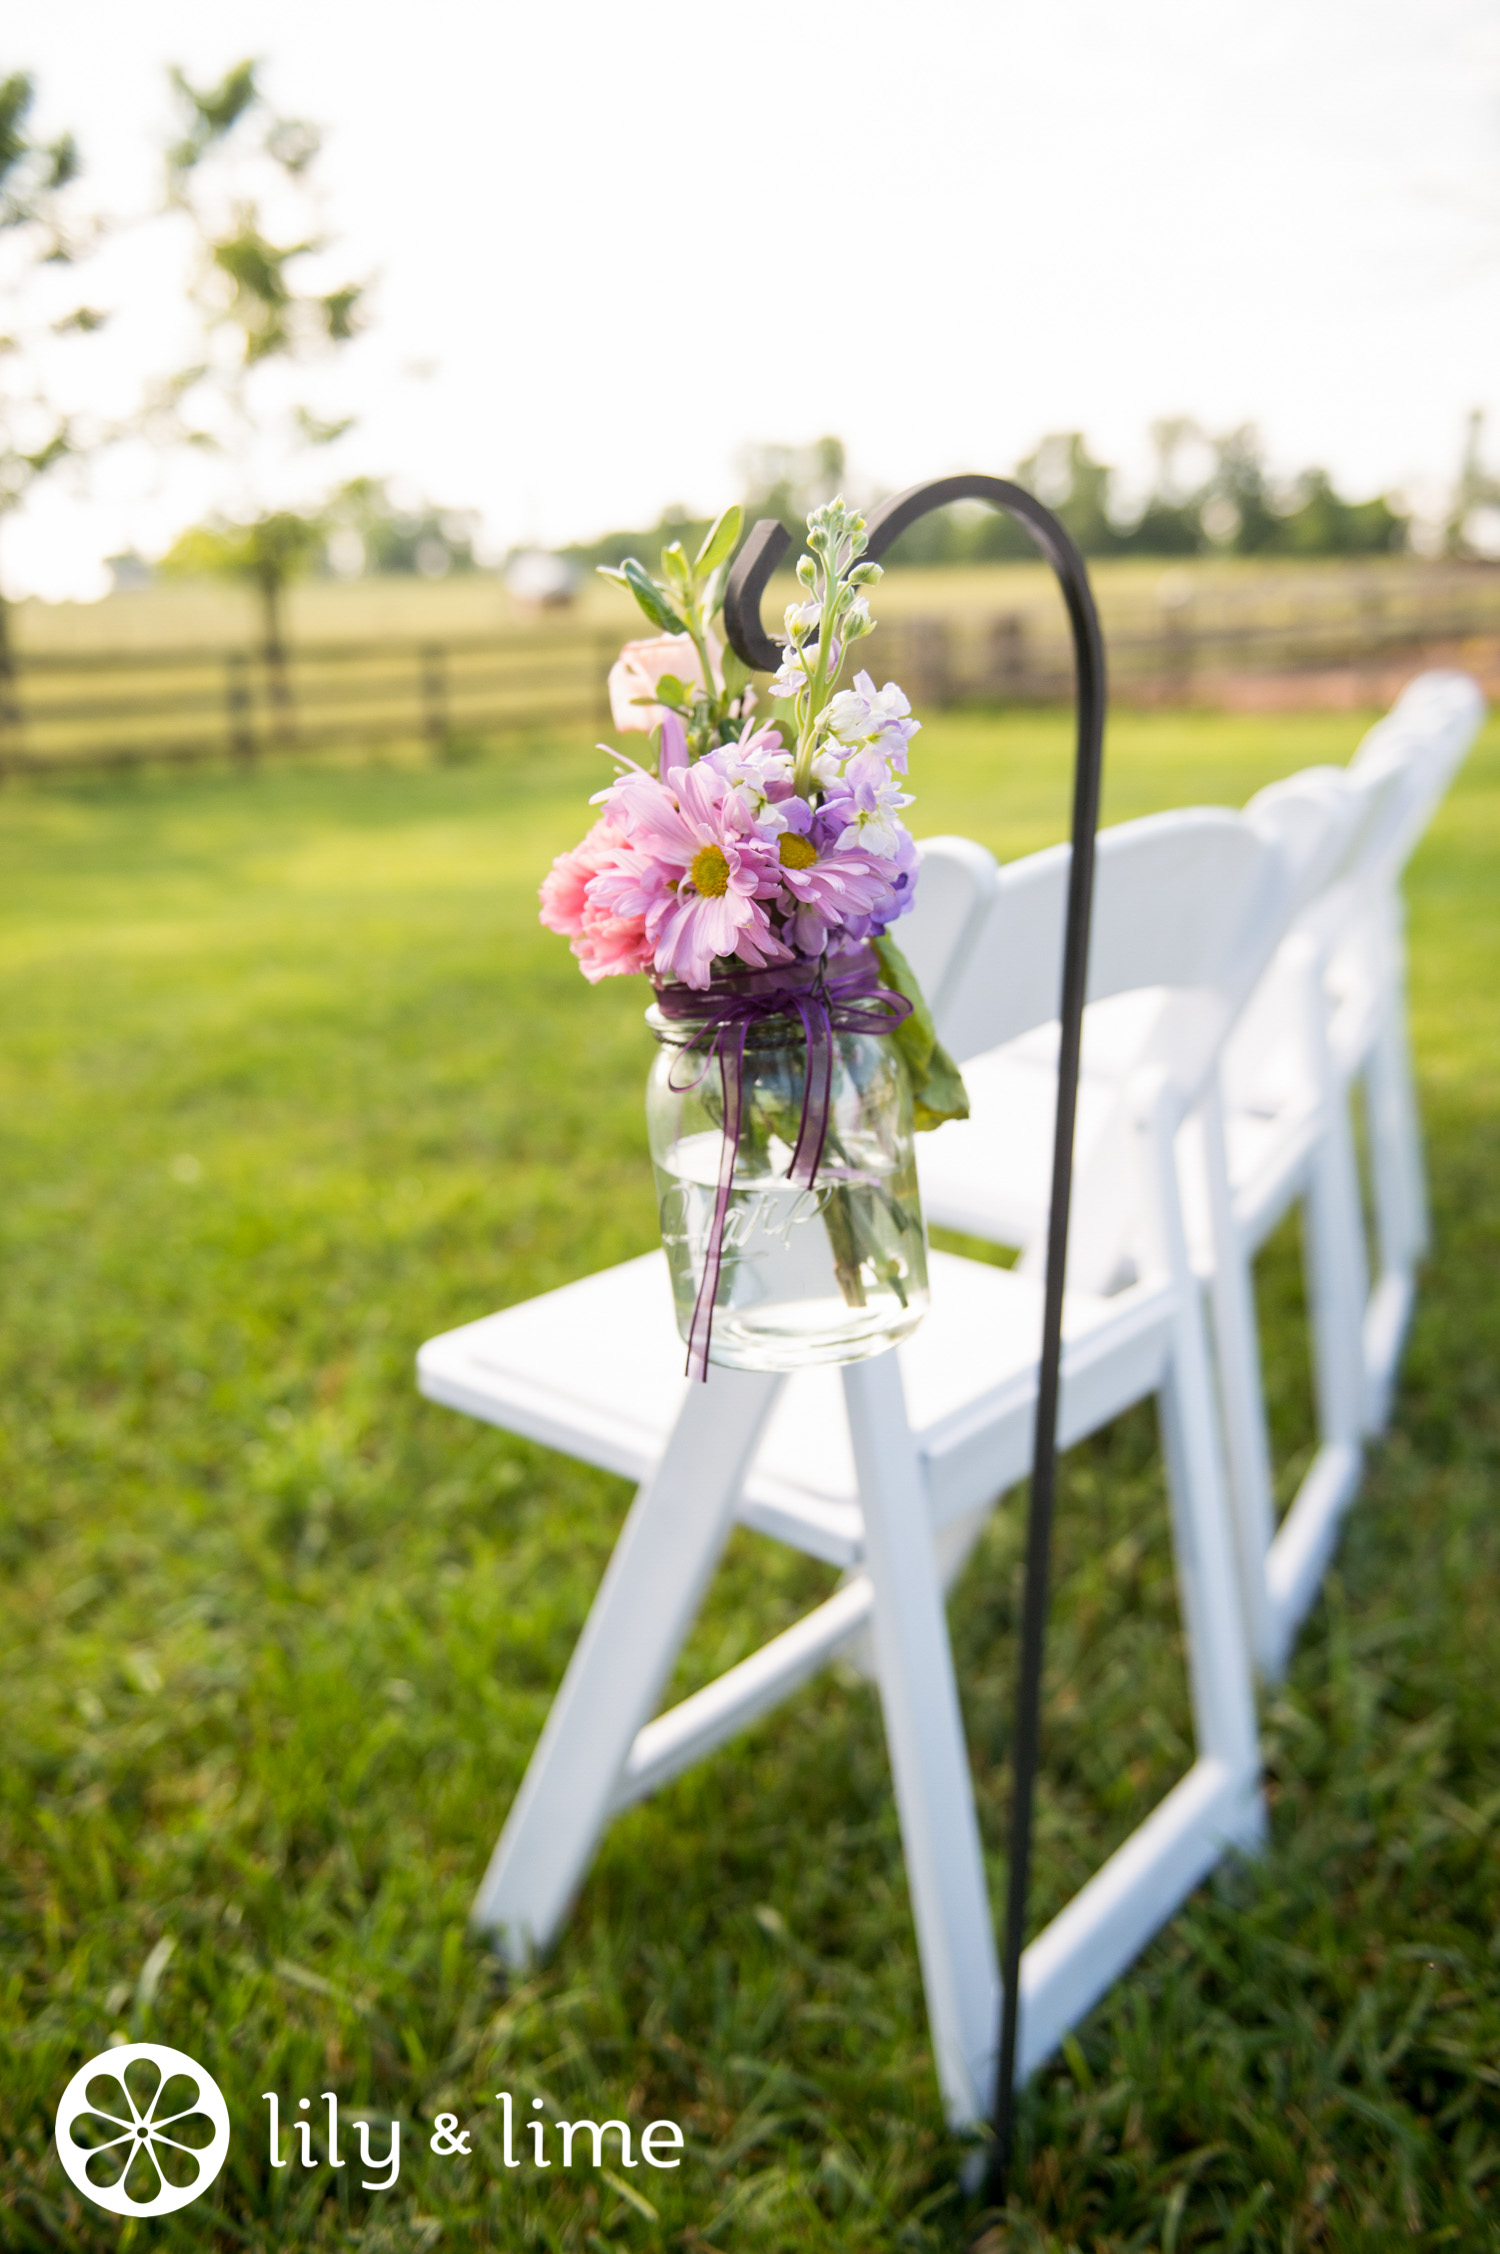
[1355,585,1385,706]
[225,654,257,765]
[905,618,954,708]
[420,643,451,757]
[1159,574,1195,702]
[0,606,23,781]
[984,613,1029,701]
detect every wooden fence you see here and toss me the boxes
[865,564,1500,709]
[0,628,623,778]
[3,566,1498,777]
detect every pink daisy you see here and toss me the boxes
[600,759,789,989]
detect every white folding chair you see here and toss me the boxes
[418,812,1291,2127]
[1330,672,1484,1421]
[1214,676,1482,1663]
[922,673,1484,1678]
[919,777,1357,1675]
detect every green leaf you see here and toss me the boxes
[720,646,752,698]
[652,674,688,710]
[694,503,742,575]
[704,559,735,620]
[619,558,687,635]
[660,542,693,594]
[871,937,970,1131]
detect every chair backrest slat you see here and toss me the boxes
[905,836,1000,1022]
[939,809,1289,1110]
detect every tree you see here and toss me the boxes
[0,73,110,731]
[156,61,365,740]
[1198,425,1281,554]
[1272,468,1407,557]
[1014,432,1119,556]
[1117,418,1206,556]
[740,436,848,539]
[321,476,480,577]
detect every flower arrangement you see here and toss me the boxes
[538,496,967,1376]
[539,497,965,1130]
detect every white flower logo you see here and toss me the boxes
[55,2042,231,2217]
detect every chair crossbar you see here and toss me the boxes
[610,1578,874,1812]
[1016,1753,1261,2082]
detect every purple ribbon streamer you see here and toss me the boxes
[653,946,913,1381]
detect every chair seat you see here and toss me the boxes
[922,1022,1330,1276]
[918,1049,1120,1249]
[418,1248,1174,1570]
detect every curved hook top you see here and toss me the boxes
[721,472,1105,732]
[722,518,793,673]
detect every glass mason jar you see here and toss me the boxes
[646,1005,930,1371]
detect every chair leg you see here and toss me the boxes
[843,1353,1000,2130]
[1304,1065,1372,1449]
[1139,1083,1262,1791]
[1000,1076,1263,2085]
[1362,961,1425,1425]
[471,1364,784,1962]
[1195,1084,1279,1677]
[1370,923,1430,1267]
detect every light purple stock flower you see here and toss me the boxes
[702,720,795,831]
[836,822,918,941]
[824,671,921,770]
[824,749,914,859]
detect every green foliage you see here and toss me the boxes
[598,511,751,757]
[153,64,368,653]
[0,709,1496,2249]
[165,60,260,179]
[0,72,81,243]
[159,509,327,598]
[859,425,1415,567]
[0,74,109,544]
[870,936,969,1131]
[598,554,689,636]
[165,62,366,375]
[318,474,479,579]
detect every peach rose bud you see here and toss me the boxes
[607,631,721,733]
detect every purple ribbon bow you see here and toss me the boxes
[653,945,913,1381]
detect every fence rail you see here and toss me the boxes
[4,567,1498,777]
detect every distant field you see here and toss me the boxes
[9,551,1491,657]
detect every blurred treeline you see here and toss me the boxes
[558,424,1431,578]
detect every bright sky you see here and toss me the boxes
[9,0,1500,598]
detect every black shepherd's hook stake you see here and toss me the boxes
[724,476,1107,2207]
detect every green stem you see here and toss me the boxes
[683,576,721,738]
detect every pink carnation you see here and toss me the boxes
[538,817,654,983]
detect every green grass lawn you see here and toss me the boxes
[1,707,1497,2252]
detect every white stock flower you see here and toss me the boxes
[768,643,812,701]
[823,670,920,769]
